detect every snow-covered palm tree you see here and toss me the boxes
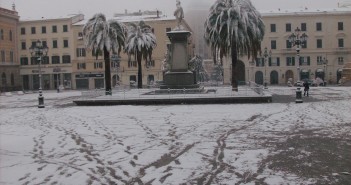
[83,13,126,95]
[204,0,265,91]
[125,21,157,89]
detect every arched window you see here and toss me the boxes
[11,73,15,86]
[1,72,6,85]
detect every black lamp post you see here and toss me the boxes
[289,27,308,103]
[323,57,328,86]
[29,40,48,108]
[263,47,272,89]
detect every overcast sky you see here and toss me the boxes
[0,0,342,19]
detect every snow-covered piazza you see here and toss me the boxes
[1,86,351,185]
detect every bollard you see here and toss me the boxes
[295,87,303,103]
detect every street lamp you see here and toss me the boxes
[323,57,328,86]
[263,47,272,89]
[29,40,48,108]
[289,27,308,103]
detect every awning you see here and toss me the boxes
[301,69,309,73]
[338,68,343,72]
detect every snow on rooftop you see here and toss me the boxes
[260,7,351,15]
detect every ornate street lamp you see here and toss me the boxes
[263,47,272,89]
[323,57,328,86]
[289,27,308,103]
[29,40,48,108]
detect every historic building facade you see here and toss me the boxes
[18,14,84,91]
[0,6,21,92]
[223,8,351,85]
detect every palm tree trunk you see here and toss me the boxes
[231,44,238,91]
[137,52,143,89]
[104,47,112,95]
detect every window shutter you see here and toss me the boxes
[76,48,79,57]
[277,57,280,66]
[307,56,310,65]
[83,49,86,57]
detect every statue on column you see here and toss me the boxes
[174,0,184,30]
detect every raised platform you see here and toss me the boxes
[73,87,272,106]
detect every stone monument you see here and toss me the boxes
[160,0,200,90]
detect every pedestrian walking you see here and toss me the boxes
[303,81,310,96]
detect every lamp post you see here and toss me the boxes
[29,40,48,108]
[323,57,328,86]
[289,27,308,103]
[263,47,272,89]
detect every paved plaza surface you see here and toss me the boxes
[0,86,350,184]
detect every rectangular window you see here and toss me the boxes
[286,23,291,32]
[286,56,295,66]
[0,29,3,40]
[20,57,29,65]
[31,57,37,65]
[301,23,307,31]
[316,22,322,31]
[338,38,344,48]
[63,25,68,32]
[302,41,307,49]
[338,22,343,31]
[286,40,292,48]
[317,56,323,65]
[63,40,69,48]
[77,63,86,70]
[53,40,58,48]
[21,42,26,50]
[76,48,86,57]
[9,30,12,41]
[299,56,311,66]
[270,24,276,32]
[94,62,103,69]
[92,50,102,57]
[271,40,276,50]
[52,56,60,64]
[270,57,280,66]
[21,27,25,35]
[62,55,71,63]
[42,41,47,47]
[317,39,323,48]
[31,27,36,34]
[42,56,50,64]
[166,27,172,32]
[1,50,5,62]
[338,57,344,65]
[10,51,14,63]
[52,25,57,33]
[42,26,46,34]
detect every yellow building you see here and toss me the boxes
[222,8,351,85]
[0,6,21,92]
[18,14,84,91]
[71,13,193,89]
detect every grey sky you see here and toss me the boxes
[0,0,343,20]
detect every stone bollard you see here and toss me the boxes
[295,87,303,103]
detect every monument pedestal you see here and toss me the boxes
[161,30,201,90]
[161,71,199,89]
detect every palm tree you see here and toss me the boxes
[204,0,265,91]
[83,13,126,95]
[125,21,157,89]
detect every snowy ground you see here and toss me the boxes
[0,86,351,185]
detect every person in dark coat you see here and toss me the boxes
[303,81,310,96]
